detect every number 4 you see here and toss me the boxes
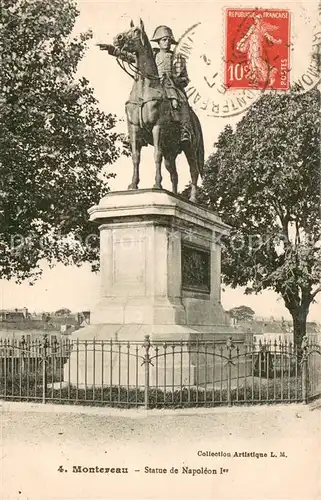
[57,465,64,473]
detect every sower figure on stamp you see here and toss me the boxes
[236,13,282,87]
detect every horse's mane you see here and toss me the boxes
[141,29,158,74]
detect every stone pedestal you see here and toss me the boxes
[90,189,230,330]
[65,189,249,387]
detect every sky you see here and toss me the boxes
[0,0,320,321]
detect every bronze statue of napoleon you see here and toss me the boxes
[98,20,204,202]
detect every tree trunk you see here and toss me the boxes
[291,308,308,349]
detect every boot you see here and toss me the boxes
[172,98,179,109]
[181,127,191,143]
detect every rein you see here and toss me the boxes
[116,57,136,80]
[116,40,161,82]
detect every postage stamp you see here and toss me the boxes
[225,9,291,90]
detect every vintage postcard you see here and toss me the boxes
[1,0,320,499]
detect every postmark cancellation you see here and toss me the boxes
[175,4,320,118]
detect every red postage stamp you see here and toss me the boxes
[225,9,290,90]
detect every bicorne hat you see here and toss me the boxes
[151,26,177,44]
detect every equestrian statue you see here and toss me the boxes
[97,19,204,203]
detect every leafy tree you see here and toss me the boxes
[0,0,127,282]
[55,308,72,316]
[202,89,320,347]
[227,305,255,322]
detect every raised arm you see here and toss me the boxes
[96,44,136,63]
[236,25,255,52]
[264,32,282,44]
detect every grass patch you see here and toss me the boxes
[0,374,303,408]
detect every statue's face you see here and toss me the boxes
[158,36,171,51]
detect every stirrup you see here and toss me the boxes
[181,130,191,142]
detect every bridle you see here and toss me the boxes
[115,33,161,82]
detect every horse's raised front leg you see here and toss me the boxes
[152,125,163,189]
[128,128,141,190]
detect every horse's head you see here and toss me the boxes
[114,19,148,55]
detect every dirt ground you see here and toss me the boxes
[1,401,320,500]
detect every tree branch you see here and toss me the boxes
[271,199,289,237]
[311,286,321,300]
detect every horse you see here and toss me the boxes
[113,19,204,203]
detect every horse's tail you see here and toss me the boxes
[197,124,205,179]
[190,109,205,178]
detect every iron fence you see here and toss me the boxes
[0,335,320,408]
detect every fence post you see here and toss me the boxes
[20,335,26,373]
[52,336,58,377]
[42,334,48,404]
[226,337,235,407]
[301,336,309,404]
[143,335,151,409]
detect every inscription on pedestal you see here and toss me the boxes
[181,243,211,293]
[112,228,146,294]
